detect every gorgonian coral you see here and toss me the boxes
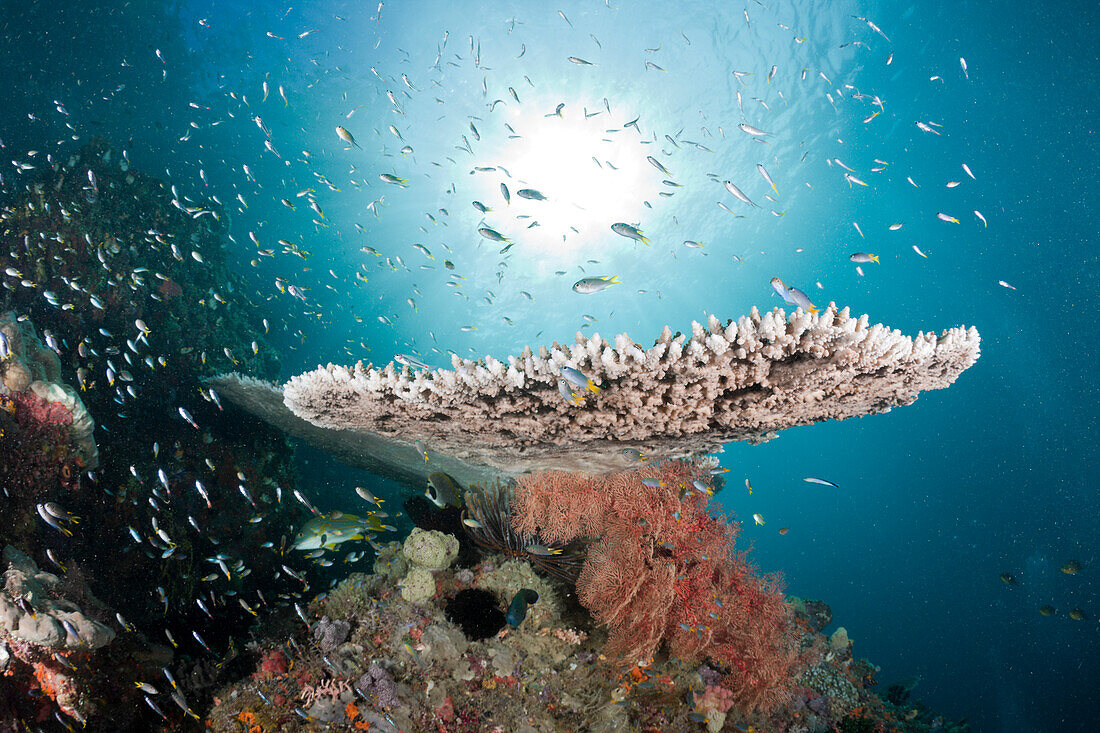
[513,460,805,714]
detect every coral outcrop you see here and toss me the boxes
[0,546,115,722]
[0,312,97,469]
[396,529,459,603]
[402,528,459,572]
[273,305,978,475]
[203,539,968,733]
[0,547,115,651]
[398,567,437,604]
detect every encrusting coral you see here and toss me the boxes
[274,305,979,474]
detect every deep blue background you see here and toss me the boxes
[1,0,1096,729]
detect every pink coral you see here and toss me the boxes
[434,696,455,722]
[694,684,736,714]
[13,392,73,427]
[299,678,351,706]
[552,628,587,645]
[0,391,82,522]
[513,460,803,714]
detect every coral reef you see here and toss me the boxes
[203,540,967,733]
[276,306,979,474]
[514,460,804,713]
[0,138,975,733]
[0,138,300,729]
[0,546,115,651]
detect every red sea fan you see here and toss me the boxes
[512,460,803,714]
[511,470,604,543]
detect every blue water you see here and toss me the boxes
[3,0,1096,729]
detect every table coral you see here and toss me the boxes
[275,305,979,475]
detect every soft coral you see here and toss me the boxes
[514,460,804,714]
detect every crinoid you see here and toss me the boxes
[461,479,584,583]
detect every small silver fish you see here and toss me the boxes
[478,226,510,244]
[335,126,360,148]
[723,180,757,207]
[646,155,671,176]
[738,123,770,136]
[756,164,778,195]
[610,222,648,244]
[379,173,408,186]
[573,276,619,294]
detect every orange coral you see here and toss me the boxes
[347,701,371,730]
[33,664,58,697]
